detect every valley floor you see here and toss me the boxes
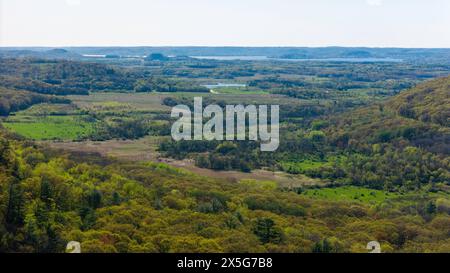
[44,138,324,188]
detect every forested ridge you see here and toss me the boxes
[0,87,70,116]
[0,58,209,95]
[386,76,450,127]
[325,76,450,155]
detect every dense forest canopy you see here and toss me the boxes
[0,129,449,253]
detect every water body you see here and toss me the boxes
[203,83,247,89]
[82,54,106,58]
[191,56,403,62]
[294,57,404,63]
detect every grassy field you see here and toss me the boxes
[4,115,95,140]
[302,186,400,203]
[3,103,96,140]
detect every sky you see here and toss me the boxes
[1,0,449,47]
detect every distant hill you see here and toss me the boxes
[46,48,69,54]
[0,48,81,59]
[145,53,169,61]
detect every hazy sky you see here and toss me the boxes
[1,0,449,47]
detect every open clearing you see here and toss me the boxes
[302,186,399,204]
[3,104,96,140]
[69,91,313,113]
[68,92,171,112]
[4,116,95,140]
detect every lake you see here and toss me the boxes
[192,56,269,61]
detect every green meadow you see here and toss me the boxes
[3,104,96,140]
[302,186,400,203]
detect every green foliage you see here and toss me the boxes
[387,77,450,127]
[0,131,448,253]
[253,218,284,244]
